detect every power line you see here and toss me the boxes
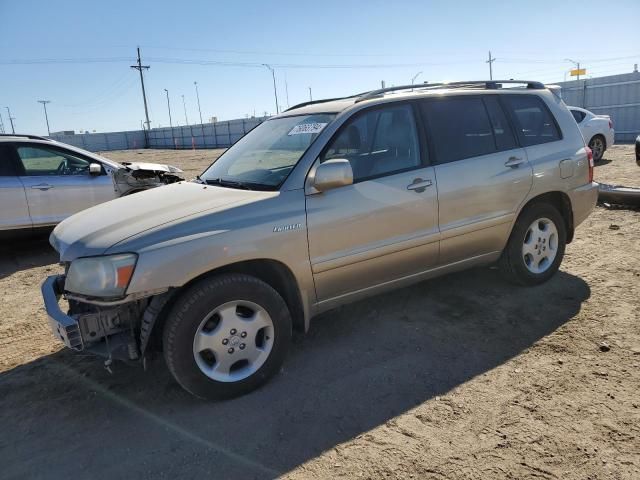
[0,57,132,65]
[2,52,637,70]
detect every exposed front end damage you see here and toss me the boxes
[42,274,172,367]
[112,162,184,196]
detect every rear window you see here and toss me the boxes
[503,95,561,146]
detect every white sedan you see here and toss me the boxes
[0,134,183,235]
[568,106,615,162]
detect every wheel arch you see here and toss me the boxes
[143,258,306,354]
[516,191,574,244]
[590,133,607,149]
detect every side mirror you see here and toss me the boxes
[89,163,102,175]
[312,159,353,192]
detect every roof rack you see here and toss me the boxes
[284,80,546,112]
[355,80,546,103]
[0,133,52,141]
[284,93,365,112]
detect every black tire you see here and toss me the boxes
[589,135,606,162]
[499,202,567,286]
[163,273,292,400]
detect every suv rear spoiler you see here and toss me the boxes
[546,85,562,100]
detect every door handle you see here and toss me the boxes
[504,156,525,168]
[407,178,433,192]
[31,183,53,190]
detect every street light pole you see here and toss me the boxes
[37,100,51,135]
[181,94,189,125]
[164,89,173,128]
[308,87,312,101]
[411,71,423,84]
[263,64,279,115]
[565,58,581,81]
[194,81,204,125]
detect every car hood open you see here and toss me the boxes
[51,181,275,262]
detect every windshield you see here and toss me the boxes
[200,113,335,189]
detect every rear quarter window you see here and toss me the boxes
[503,95,561,147]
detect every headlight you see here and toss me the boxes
[65,253,137,298]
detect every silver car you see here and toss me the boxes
[42,81,598,400]
[0,135,183,234]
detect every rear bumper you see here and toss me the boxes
[568,182,598,228]
[605,129,615,149]
[41,275,83,350]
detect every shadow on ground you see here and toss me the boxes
[0,233,57,280]
[0,268,590,479]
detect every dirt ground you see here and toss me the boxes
[1,145,638,480]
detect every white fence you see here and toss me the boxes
[558,72,640,142]
[50,116,268,152]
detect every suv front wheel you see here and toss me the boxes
[163,273,292,400]
[499,203,567,286]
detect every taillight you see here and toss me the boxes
[586,146,594,182]
[608,119,613,129]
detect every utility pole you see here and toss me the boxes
[5,107,15,134]
[130,47,151,132]
[181,94,189,125]
[308,87,312,101]
[486,51,495,80]
[194,81,204,124]
[37,100,52,135]
[263,64,279,114]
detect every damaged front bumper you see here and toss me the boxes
[42,275,84,350]
[41,275,170,363]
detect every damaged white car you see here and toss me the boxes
[0,134,183,234]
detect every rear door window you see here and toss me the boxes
[420,97,496,164]
[484,97,518,151]
[503,95,561,146]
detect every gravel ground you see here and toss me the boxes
[0,145,638,479]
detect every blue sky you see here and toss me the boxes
[1,0,638,135]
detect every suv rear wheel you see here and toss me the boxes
[163,273,292,400]
[499,203,567,286]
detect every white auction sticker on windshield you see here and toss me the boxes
[287,122,328,136]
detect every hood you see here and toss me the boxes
[51,181,275,261]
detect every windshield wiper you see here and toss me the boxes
[204,178,278,191]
